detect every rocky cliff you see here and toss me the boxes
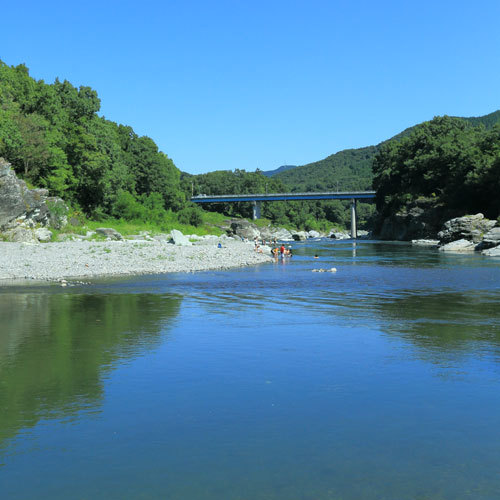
[0,158,68,242]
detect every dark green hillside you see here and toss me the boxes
[273,110,500,194]
[462,109,500,129]
[373,115,500,221]
[274,146,376,192]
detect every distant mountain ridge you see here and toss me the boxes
[261,164,297,178]
[265,110,500,192]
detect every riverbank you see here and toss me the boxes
[0,238,273,283]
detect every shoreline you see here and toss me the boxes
[0,239,273,284]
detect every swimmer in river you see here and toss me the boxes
[314,255,319,259]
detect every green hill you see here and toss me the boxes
[274,146,376,192]
[462,109,500,129]
[261,164,297,177]
[272,110,500,192]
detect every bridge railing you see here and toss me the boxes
[191,190,375,199]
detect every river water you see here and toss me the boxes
[1,240,500,499]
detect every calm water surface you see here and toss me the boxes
[1,241,500,499]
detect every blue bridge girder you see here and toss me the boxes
[190,190,376,204]
[190,190,376,238]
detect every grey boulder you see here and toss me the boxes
[438,239,476,252]
[482,246,500,257]
[4,226,38,243]
[170,229,192,246]
[230,220,261,240]
[96,228,123,240]
[34,227,53,242]
[438,214,497,244]
[292,231,308,241]
[479,227,500,249]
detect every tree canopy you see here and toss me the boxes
[0,60,183,218]
[373,115,500,219]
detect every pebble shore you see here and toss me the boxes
[0,238,273,283]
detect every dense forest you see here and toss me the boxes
[1,59,499,233]
[182,168,370,229]
[270,110,500,193]
[0,61,193,222]
[373,115,500,220]
[0,60,374,231]
[266,110,500,230]
[272,147,375,192]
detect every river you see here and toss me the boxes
[1,240,500,499]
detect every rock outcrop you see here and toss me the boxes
[230,220,261,240]
[0,158,68,242]
[437,214,496,244]
[229,220,295,242]
[292,231,308,241]
[377,206,446,241]
[374,197,460,241]
[96,228,123,241]
[438,238,476,253]
[436,214,500,256]
[329,230,350,240]
[473,227,500,250]
[259,226,293,242]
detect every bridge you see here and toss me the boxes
[191,190,376,239]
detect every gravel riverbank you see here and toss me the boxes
[0,238,273,283]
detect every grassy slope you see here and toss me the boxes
[51,210,231,241]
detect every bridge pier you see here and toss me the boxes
[350,199,357,239]
[252,201,262,220]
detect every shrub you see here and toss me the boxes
[177,206,203,227]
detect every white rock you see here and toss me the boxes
[412,239,439,247]
[35,227,53,242]
[4,226,38,243]
[482,246,500,257]
[292,231,308,241]
[170,229,192,246]
[438,239,476,252]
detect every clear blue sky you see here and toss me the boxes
[1,0,499,174]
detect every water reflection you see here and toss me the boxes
[376,291,500,357]
[0,292,181,450]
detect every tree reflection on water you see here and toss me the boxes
[0,292,182,450]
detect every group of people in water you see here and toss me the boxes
[252,236,293,258]
[271,244,293,258]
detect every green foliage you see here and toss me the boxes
[274,147,375,192]
[268,111,500,228]
[0,59,185,221]
[177,206,204,227]
[181,167,375,230]
[373,116,500,219]
[3,59,498,233]
[112,191,146,221]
